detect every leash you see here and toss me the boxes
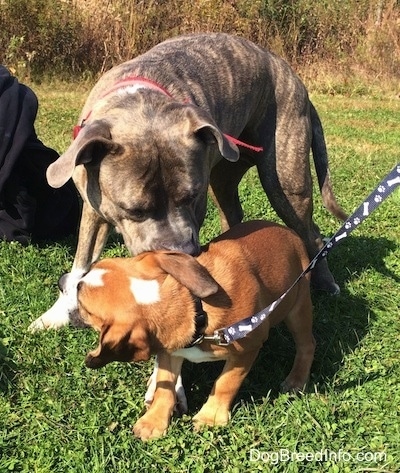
[72,75,263,152]
[201,163,400,346]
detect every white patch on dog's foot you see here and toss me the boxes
[174,374,188,415]
[144,362,158,408]
[28,269,86,332]
[28,295,72,331]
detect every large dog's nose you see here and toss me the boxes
[180,239,201,256]
[160,237,200,256]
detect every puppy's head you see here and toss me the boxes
[77,252,219,368]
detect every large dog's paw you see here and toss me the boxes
[280,378,306,394]
[28,296,72,331]
[312,280,340,296]
[133,412,170,441]
[28,270,86,332]
[310,264,340,295]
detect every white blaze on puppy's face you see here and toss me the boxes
[130,278,161,305]
[81,268,108,287]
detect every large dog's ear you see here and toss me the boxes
[185,106,239,162]
[153,252,219,299]
[47,119,119,188]
[195,122,239,162]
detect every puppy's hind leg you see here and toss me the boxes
[281,282,315,393]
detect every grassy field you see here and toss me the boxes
[0,83,399,472]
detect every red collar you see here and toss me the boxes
[73,75,263,152]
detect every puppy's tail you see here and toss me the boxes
[310,102,348,221]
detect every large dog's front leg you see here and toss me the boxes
[209,158,251,232]
[28,203,110,331]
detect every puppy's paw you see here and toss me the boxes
[133,414,169,441]
[193,406,230,429]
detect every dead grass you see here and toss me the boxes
[0,0,399,93]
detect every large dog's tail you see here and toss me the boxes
[310,102,348,221]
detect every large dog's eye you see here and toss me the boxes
[178,193,196,207]
[128,208,148,222]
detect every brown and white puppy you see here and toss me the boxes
[30,32,346,332]
[76,220,315,440]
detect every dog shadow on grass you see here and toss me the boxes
[180,234,399,413]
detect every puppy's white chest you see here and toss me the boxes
[172,346,221,363]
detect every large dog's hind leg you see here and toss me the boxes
[257,115,340,294]
[29,203,110,331]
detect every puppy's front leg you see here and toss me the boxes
[29,204,110,331]
[134,353,184,441]
[145,356,188,415]
[193,350,259,428]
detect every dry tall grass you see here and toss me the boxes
[0,0,399,92]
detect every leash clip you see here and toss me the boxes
[186,334,205,347]
[203,329,230,346]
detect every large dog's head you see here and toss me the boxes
[47,92,239,255]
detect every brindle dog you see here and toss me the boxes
[29,33,346,332]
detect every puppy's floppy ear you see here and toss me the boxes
[46,119,120,188]
[154,252,219,299]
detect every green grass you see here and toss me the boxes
[0,85,399,472]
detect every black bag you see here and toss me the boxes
[0,66,79,244]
